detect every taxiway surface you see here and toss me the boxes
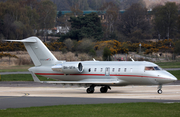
[0,81,180,109]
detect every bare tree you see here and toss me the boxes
[64,38,74,51]
[100,2,119,38]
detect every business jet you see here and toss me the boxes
[7,36,177,94]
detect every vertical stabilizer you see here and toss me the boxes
[7,36,58,66]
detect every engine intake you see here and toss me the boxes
[52,62,84,74]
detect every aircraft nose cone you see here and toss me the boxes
[166,72,177,82]
[171,75,177,82]
[158,71,178,84]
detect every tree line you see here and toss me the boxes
[59,2,180,42]
[1,0,180,56]
[0,0,56,40]
[49,0,144,11]
[0,39,176,55]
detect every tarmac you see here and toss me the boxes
[0,81,180,109]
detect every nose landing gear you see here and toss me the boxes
[157,85,162,94]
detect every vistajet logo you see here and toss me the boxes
[40,58,53,61]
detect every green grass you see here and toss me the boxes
[0,65,33,72]
[0,103,180,117]
[156,61,180,68]
[0,74,56,81]
[168,70,180,80]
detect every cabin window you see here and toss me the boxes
[118,68,121,72]
[94,68,97,72]
[101,68,103,72]
[130,68,132,72]
[89,68,91,72]
[124,68,126,72]
[112,68,115,72]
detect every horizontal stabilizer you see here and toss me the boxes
[6,38,37,43]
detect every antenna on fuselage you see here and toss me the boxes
[130,57,134,62]
[93,58,96,61]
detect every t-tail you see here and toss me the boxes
[6,36,58,66]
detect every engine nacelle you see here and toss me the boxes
[51,62,84,74]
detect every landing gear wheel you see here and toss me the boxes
[157,89,162,94]
[100,86,108,93]
[86,88,94,93]
[86,85,95,93]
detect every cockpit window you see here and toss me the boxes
[154,66,161,70]
[145,66,161,71]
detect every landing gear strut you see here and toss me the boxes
[157,85,162,94]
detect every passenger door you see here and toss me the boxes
[105,67,110,76]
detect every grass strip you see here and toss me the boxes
[168,70,180,80]
[0,65,33,72]
[0,103,180,117]
[156,61,180,68]
[0,74,56,81]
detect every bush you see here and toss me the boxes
[103,47,112,61]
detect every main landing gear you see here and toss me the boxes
[86,85,95,93]
[157,85,162,94]
[86,85,111,93]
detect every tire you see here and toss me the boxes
[100,87,108,93]
[86,88,94,93]
[157,89,162,94]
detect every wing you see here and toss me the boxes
[30,71,121,85]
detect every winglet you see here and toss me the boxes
[130,57,135,62]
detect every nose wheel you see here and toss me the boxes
[157,85,162,94]
[157,89,162,94]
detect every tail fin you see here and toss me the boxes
[7,36,58,66]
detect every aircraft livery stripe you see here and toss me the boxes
[35,73,105,76]
[35,73,169,80]
[110,74,167,79]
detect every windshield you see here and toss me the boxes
[145,66,161,71]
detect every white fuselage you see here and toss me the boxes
[29,61,177,86]
[7,36,177,93]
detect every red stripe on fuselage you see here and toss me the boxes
[110,74,165,79]
[35,73,105,76]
